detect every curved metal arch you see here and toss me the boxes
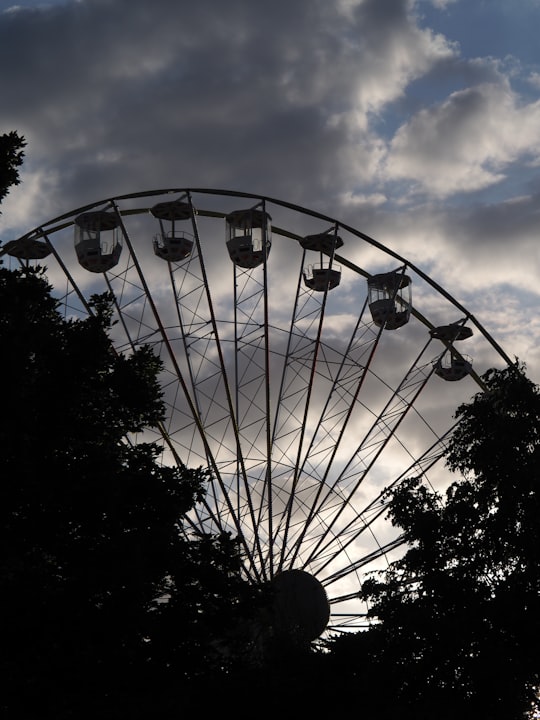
[6,185,512,372]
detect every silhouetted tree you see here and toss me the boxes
[328,363,540,719]
[0,131,26,208]
[0,267,261,719]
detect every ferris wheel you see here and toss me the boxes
[2,188,512,640]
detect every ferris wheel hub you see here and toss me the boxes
[270,569,330,642]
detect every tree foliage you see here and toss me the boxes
[0,267,261,719]
[4,136,538,719]
[0,130,26,208]
[328,363,540,719]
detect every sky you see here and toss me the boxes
[1,0,540,373]
[1,0,540,629]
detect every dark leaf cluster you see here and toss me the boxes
[0,267,262,719]
[0,131,26,208]
[325,362,540,719]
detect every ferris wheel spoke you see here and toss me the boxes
[165,199,269,577]
[295,337,438,570]
[323,535,407,590]
[40,229,97,319]
[107,203,264,578]
[305,414,453,584]
[265,233,357,569]
[279,301,387,568]
[271,256,343,573]
[227,232,275,572]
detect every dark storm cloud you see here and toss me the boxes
[2,0,540,378]
[0,0,456,215]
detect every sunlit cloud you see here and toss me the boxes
[384,81,540,197]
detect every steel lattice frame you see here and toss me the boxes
[2,188,512,634]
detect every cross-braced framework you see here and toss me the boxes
[2,188,512,637]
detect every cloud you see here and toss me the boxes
[384,78,540,197]
[0,0,460,218]
[2,1,538,326]
[426,0,458,8]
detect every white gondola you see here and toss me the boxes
[368,270,412,330]
[434,353,473,381]
[303,263,341,291]
[226,208,271,269]
[151,199,194,262]
[74,210,121,273]
[431,322,474,381]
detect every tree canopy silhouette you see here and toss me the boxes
[327,363,540,719]
[0,267,262,719]
[0,131,25,209]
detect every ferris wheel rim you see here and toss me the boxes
[6,186,512,371]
